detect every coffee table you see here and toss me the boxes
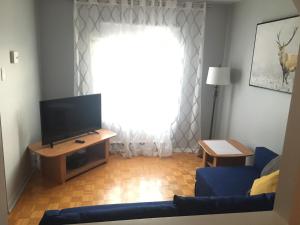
[198,139,253,167]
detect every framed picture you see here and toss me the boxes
[250,16,300,93]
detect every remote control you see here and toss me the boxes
[75,139,85,144]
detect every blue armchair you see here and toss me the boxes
[195,147,278,197]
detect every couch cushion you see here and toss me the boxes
[195,166,260,196]
[261,156,281,177]
[254,147,278,173]
[173,193,275,214]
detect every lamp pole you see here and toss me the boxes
[209,85,218,139]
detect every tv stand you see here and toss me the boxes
[28,129,116,184]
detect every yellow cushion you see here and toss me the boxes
[250,170,280,196]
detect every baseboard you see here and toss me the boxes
[8,169,35,213]
[173,148,198,153]
[110,143,199,154]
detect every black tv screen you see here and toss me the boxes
[40,94,102,145]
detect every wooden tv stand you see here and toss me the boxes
[28,129,116,184]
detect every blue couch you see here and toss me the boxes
[39,147,278,225]
[195,147,278,197]
[39,194,275,225]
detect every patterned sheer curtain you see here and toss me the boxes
[74,0,206,157]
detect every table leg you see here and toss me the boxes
[213,157,218,167]
[203,151,207,167]
[104,140,110,162]
[198,146,203,158]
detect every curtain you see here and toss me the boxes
[74,0,206,157]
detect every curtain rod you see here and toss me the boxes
[75,0,207,9]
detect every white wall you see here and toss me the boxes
[216,0,297,154]
[39,0,75,100]
[0,119,8,225]
[275,41,300,224]
[275,0,300,217]
[0,0,41,211]
[201,4,232,139]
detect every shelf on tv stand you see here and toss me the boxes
[28,129,116,184]
[66,158,107,180]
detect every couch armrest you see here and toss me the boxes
[253,147,278,173]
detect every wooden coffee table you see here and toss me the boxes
[198,139,253,167]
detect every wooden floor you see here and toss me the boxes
[9,153,202,225]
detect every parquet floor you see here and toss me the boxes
[9,153,202,225]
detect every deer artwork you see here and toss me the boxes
[276,27,299,85]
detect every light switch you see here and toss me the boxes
[0,67,6,82]
[10,51,19,64]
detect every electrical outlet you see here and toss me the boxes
[0,67,6,82]
[10,51,19,64]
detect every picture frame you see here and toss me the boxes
[249,16,300,94]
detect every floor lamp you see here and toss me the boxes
[206,67,231,139]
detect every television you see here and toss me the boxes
[40,94,102,146]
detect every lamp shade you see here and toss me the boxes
[206,67,231,86]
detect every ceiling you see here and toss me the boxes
[207,0,241,2]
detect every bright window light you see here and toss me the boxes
[91,23,184,138]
